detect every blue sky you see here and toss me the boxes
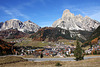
[0,0,100,27]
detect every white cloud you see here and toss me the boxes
[82,6,100,22]
[0,0,47,20]
[11,8,30,19]
[73,8,87,15]
[4,10,13,15]
[0,6,30,19]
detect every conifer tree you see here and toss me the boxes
[74,40,84,61]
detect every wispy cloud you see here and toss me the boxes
[89,12,100,21]
[73,8,87,15]
[11,8,30,19]
[75,8,100,21]
[0,0,47,20]
[4,10,13,15]
[82,6,100,21]
[16,0,46,9]
[0,6,30,20]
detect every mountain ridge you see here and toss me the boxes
[52,9,100,31]
[0,19,40,32]
[30,27,92,42]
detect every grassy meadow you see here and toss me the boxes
[0,56,100,67]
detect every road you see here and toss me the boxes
[24,56,100,62]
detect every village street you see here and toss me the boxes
[24,56,100,62]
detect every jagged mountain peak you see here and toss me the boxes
[8,19,21,23]
[62,9,74,18]
[63,9,70,14]
[0,19,40,32]
[23,20,40,32]
[76,14,83,18]
[25,20,32,23]
[24,20,35,24]
[1,19,23,31]
[6,19,22,22]
[84,16,90,18]
[52,9,100,31]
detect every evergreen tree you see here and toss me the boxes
[74,40,84,61]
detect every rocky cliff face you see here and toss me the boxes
[23,20,40,32]
[52,9,100,31]
[1,19,40,32]
[1,19,24,31]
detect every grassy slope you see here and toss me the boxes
[14,38,50,47]
[4,38,82,47]
[3,37,49,47]
[58,39,82,46]
[0,57,100,67]
[15,41,48,47]
[15,39,79,47]
[0,56,26,65]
